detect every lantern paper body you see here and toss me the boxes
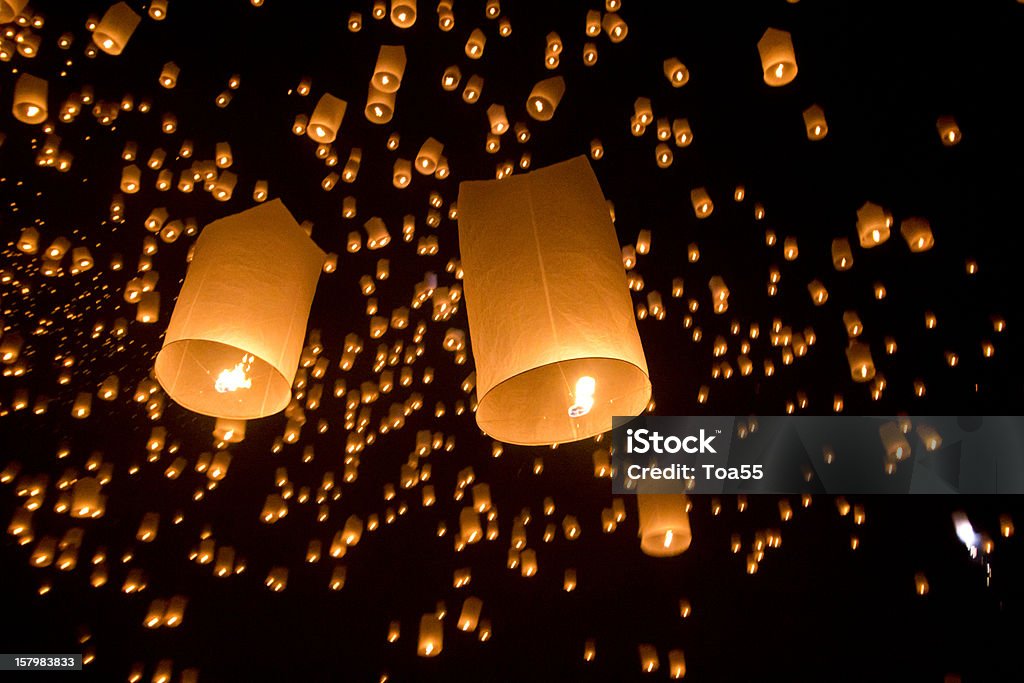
[637,494,692,557]
[308,93,347,144]
[372,45,406,92]
[526,76,565,121]
[93,2,141,55]
[154,200,325,419]
[457,156,651,446]
[1,0,28,23]
[13,73,48,124]
[757,28,797,86]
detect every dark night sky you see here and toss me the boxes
[1,0,1023,681]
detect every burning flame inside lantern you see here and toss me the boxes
[568,376,596,418]
[215,354,255,393]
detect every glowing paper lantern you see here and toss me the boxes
[93,2,141,55]
[757,28,797,85]
[418,614,443,656]
[415,137,444,175]
[831,237,853,270]
[637,493,691,557]
[691,187,713,218]
[12,73,47,124]
[308,93,347,143]
[372,45,406,93]
[846,341,875,382]
[663,58,689,87]
[900,217,934,252]
[154,200,324,419]
[365,85,395,124]
[458,156,650,445]
[937,116,961,146]
[803,104,827,140]
[526,76,565,121]
[390,0,416,28]
[855,202,892,248]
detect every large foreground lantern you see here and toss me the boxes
[12,73,48,124]
[458,156,651,445]
[154,200,324,419]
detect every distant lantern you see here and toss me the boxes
[372,45,407,93]
[213,418,246,443]
[465,28,486,58]
[672,118,693,147]
[831,237,853,270]
[757,28,797,85]
[846,341,875,382]
[936,116,961,146]
[93,2,141,55]
[120,164,141,193]
[663,58,689,86]
[637,494,692,557]
[365,85,395,124]
[415,137,444,175]
[900,217,934,252]
[441,65,462,91]
[364,217,391,249]
[690,187,713,218]
[308,93,347,143]
[149,0,168,20]
[803,104,827,140]
[602,12,628,42]
[655,143,673,168]
[13,73,47,124]
[159,61,179,88]
[390,0,416,28]
[526,76,565,121]
[418,614,443,657]
[457,156,650,445]
[154,200,324,419]
[393,159,412,188]
[487,104,509,135]
[855,201,892,248]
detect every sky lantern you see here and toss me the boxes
[154,201,324,419]
[12,73,47,124]
[856,202,892,247]
[900,217,934,252]
[92,2,141,55]
[803,104,827,140]
[458,156,650,445]
[308,93,347,143]
[526,76,565,121]
[638,494,692,557]
[757,28,797,85]
[372,45,406,92]
[936,116,961,146]
[390,0,416,28]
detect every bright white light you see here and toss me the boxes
[953,511,979,553]
[568,376,596,417]
[215,355,254,393]
[664,530,674,548]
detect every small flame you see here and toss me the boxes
[664,529,674,548]
[568,376,596,418]
[215,355,254,393]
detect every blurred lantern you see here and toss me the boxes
[603,12,627,42]
[900,217,934,252]
[757,28,797,85]
[418,614,442,656]
[831,237,853,270]
[846,341,875,382]
[855,202,892,248]
[308,93,347,143]
[458,156,650,445]
[415,137,444,174]
[154,200,324,419]
[637,493,691,556]
[691,187,713,218]
[372,45,406,93]
[390,0,416,28]
[526,76,565,121]
[159,61,179,88]
[663,58,689,86]
[12,73,47,124]
[936,116,961,146]
[803,104,827,140]
[93,2,140,55]
[365,85,395,124]
[465,28,486,58]
[149,0,168,20]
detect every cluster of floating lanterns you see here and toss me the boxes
[0,0,1014,679]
